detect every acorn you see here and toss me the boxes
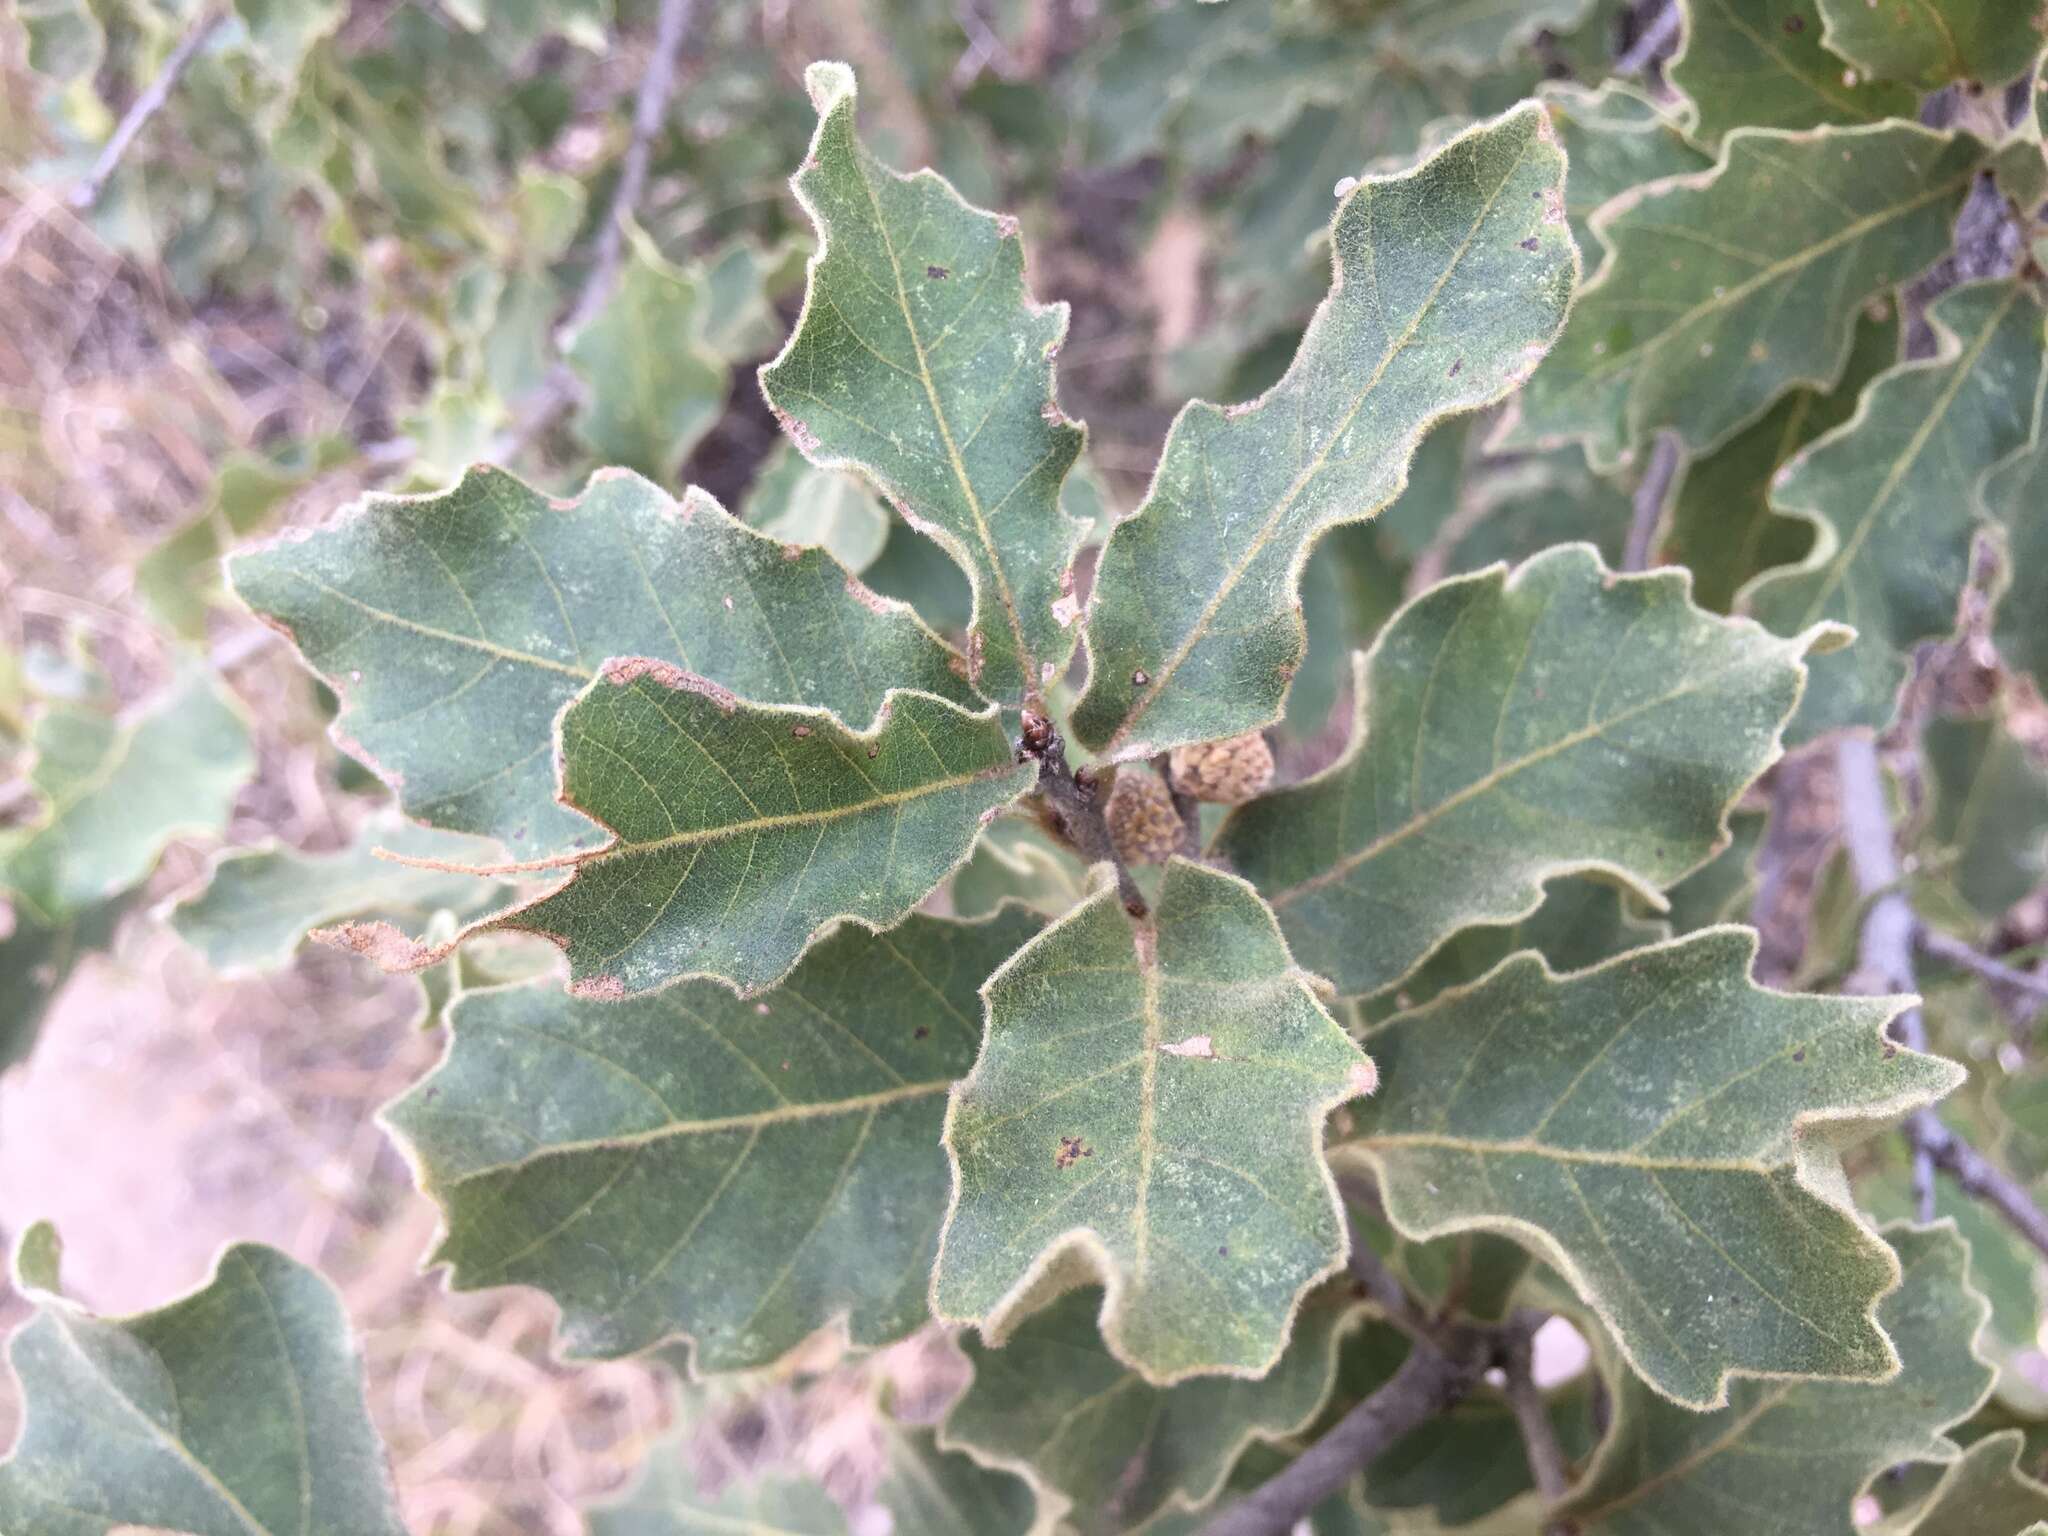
[1106,769,1186,866]
[1168,732,1275,804]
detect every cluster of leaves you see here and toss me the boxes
[11,0,2048,1533]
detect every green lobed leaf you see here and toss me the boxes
[231,464,978,858]
[760,62,1085,710]
[1741,281,2048,743]
[1541,81,1711,266]
[942,1286,1361,1534]
[1431,448,1636,575]
[950,817,1087,919]
[170,815,507,975]
[1670,0,1918,144]
[1985,417,2048,696]
[0,896,127,1077]
[1558,1223,1993,1534]
[1506,122,1982,469]
[933,859,1375,1382]
[1374,0,1597,70]
[0,1227,407,1536]
[1660,297,1900,613]
[564,220,730,481]
[1214,546,1834,1000]
[1662,807,1767,935]
[1817,0,2043,89]
[1069,103,1576,761]
[1893,1430,2048,1535]
[0,667,254,925]
[742,439,891,575]
[475,667,1030,997]
[1342,931,1961,1408]
[386,908,1043,1368]
[18,0,103,81]
[1917,709,2048,929]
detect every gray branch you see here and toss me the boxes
[70,6,228,212]
[1917,926,2048,1002]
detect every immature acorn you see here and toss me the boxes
[1106,768,1186,866]
[1168,731,1275,804]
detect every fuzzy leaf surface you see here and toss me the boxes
[1670,0,1917,143]
[934,860,1375,1381]
[760,62,1084,709]
[490,671,1029,996]
[1068,104,1574,761]
[1344,932,1960,1407]
[1215,547,1828,999]
[1742,281,2047,743]
[0,1233,406,1536]
[0,668,253,925]
[231,465,976,858]
[1508,123,1980,467]
[943,1286,1359,1534]
[1543,82,1710,263]
[1817,0,2042,88]
[385,909,1040,1368]
[1558,1223,1992,1533]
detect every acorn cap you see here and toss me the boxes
[1106,769,1185,866]
[1168,732,1275,804]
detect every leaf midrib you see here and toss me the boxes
[446,1078,950,1186]
[1267,662,1756,910]
[843,143,1035,695]
[1574,152,1970,394]
[1790,283,2020,626]
[1366,1130,1770,1173]
[572,761,1022,866]
[1102,126,1534,753]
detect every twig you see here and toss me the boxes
[1622,432,1679,572]
[491,0,697,463]
[1835,734,1939,1219]
[1835,734,2048,1254]
[1501,1318,1578,1535]
[70,7,229,212]
[1616,1,1681,75]
[1193,1342,1481,1536]
[1915,1118,2048,1259]
[1019,712,1146,916]
[1342,1211,1433,1346]
[564,0,697,335]
[1916,926,2048,1002]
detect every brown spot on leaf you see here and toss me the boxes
[1882,1042,1898,1060]
[1056,1135,1093,1170]
[914,1026,930,1039]
[1793,1048,1806,1063]
[1448,358,1463,378]
[1131,669,1150,688]
[569,974,627,1001]
[1519,237,1539,251]
[791,723,813,738]
[1783,12,1804,29]
[927,264,949,279]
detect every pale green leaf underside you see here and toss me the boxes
[1670,0,1917,144]
[1346,931,1960,1408]
[761,62,1084,709]
[1508,122,1981,467]
[945,1286,1360,1535]
[742,439,891,575]
[231,464,977,858]
[934,860,1374,1382]
[1890,1430,2048,1536]
[492,669,1031,997]
[1818,0,2043,89]
[1215,546,1828,1000]
[171,816,506,975]
[386,909,1041,1368]
[0,668,254,926]
[565,220,728,481]
[1742,281,2047,743]
[1560,1223,1992,1534]
[1069,102,1575,761]
[0,1237,406,1536]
